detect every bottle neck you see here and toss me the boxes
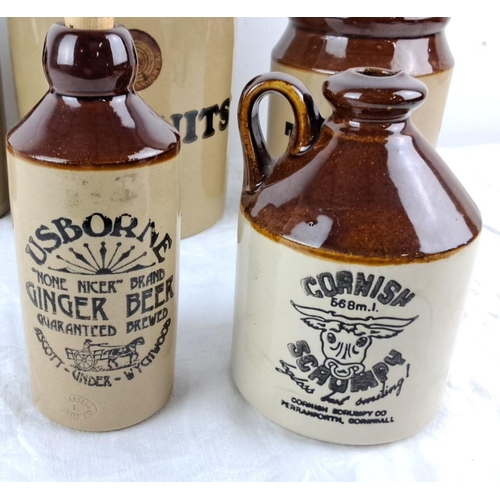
[328,114,409,139]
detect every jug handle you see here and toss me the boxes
[238,72,323,194]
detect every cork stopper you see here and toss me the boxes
[64,17,114,30]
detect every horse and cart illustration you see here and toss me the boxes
[65,337,145,371]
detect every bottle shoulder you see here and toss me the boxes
[242,126,481,263]
[7,92,180,167]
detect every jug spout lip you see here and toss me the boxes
[323,67,427,122]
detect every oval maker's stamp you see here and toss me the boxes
[65,394,98,421]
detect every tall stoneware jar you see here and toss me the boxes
[0,63,8,217]
[7,18,181,431]
[267,17,453,155]
[232,69,480,445]
[8,17,234,238]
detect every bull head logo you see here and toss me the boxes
[291,301,417,380]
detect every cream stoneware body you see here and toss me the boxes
[8,157,180,430]
[232,215,478,444]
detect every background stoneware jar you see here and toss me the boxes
[231,69,481,445]
[267,17,453,155]
[7,17,234,238]
[0,62,8,217]
[7,19,181,431]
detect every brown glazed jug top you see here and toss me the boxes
[323,67,427,122]
[273,17,454,74]
[7,22,179,167]
[241,69,480,264]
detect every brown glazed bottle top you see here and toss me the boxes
[44,21,135,97]
[273,17,454,75]
[7,22,179,167]
[240,69,481,265]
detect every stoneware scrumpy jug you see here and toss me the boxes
[267,17,454,154]
[7,18,181,431]
[231,69,481,445]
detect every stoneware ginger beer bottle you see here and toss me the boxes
[231,69,481,445]
[7,18,181,431]
[267,17,454,154]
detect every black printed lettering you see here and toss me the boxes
[317,272,337,297]
[308,365,331,386]
[219,98,230,131]
[34,225,62,253]
[335,271,353,295]
[110,214,138,238]
[350,371,379,393]
[354,273,374,297]
[182,110,199,144]
[152,232,172,263]
[372,362,389,383]
[328,376,349,394]
[199,104,220,139]
[82,213,113,238]
[391,289,415,307]
[378,280,402,305]
[301,277,323,298]
[52,217,83,244]
[287,340,310,358]
[384,350,406,366]
[296,354,319,372]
